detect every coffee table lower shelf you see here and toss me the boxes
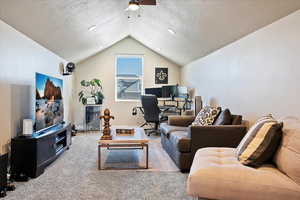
[98,143,149,170]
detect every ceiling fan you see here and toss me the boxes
[126,0,157,11]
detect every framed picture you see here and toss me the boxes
[155,67,168,84]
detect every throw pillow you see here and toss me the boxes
[238,122,283,167]
[192,106,221,126]
[236,114,276,156]
[213,109,232,125]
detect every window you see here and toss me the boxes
[115,55,143,101]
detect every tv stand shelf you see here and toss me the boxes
[56,135,66,143]
[11,124,72,180]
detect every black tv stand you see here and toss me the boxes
[11,123,72,180]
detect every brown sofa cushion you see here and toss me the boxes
[232,115,243,125]
[274,117,300,185]
[168,131,191,153]
[168,115,195,127]
[160,123,188,136]
[214,109,232,125]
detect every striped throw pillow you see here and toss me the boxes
[236,114,276,156]
[238,122,283,167]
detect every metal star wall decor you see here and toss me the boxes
[155,68,168,84]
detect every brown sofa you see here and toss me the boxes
[160,109,247,172]
[187,117,300,200]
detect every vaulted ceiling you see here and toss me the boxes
[1,0,300,65]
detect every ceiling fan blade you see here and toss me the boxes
[139,0,156,5]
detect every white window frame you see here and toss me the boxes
[115,54,144,102]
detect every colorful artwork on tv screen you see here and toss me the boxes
[35,73,63,131]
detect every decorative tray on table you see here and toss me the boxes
[116,128,135,136]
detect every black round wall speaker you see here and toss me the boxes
[66,62,75,73]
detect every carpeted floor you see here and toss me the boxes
[6,132,193,200]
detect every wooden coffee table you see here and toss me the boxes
[98,128,149,170]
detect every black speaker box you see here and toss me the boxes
[0,154,8,197]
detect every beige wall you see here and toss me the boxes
[0,20,73,154]
[74,37,181,127]
[182,10,300,125]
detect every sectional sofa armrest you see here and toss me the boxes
[168,116,195,127]
[189,125,247,154]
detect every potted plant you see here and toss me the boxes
[78,78,104,105]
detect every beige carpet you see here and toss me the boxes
[6,131,193,200]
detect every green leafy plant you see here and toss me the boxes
[78,78,104,105]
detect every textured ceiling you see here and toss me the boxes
[0,0,300,65]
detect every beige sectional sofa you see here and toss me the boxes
[187,117,300,200]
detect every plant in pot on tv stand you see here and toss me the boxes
[78,78,104,105]
[78,78,104,131]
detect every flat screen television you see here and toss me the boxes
[35,73,64,131]
[177,86,188,98]
[162,85,178,99]
[145,87,162,98]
